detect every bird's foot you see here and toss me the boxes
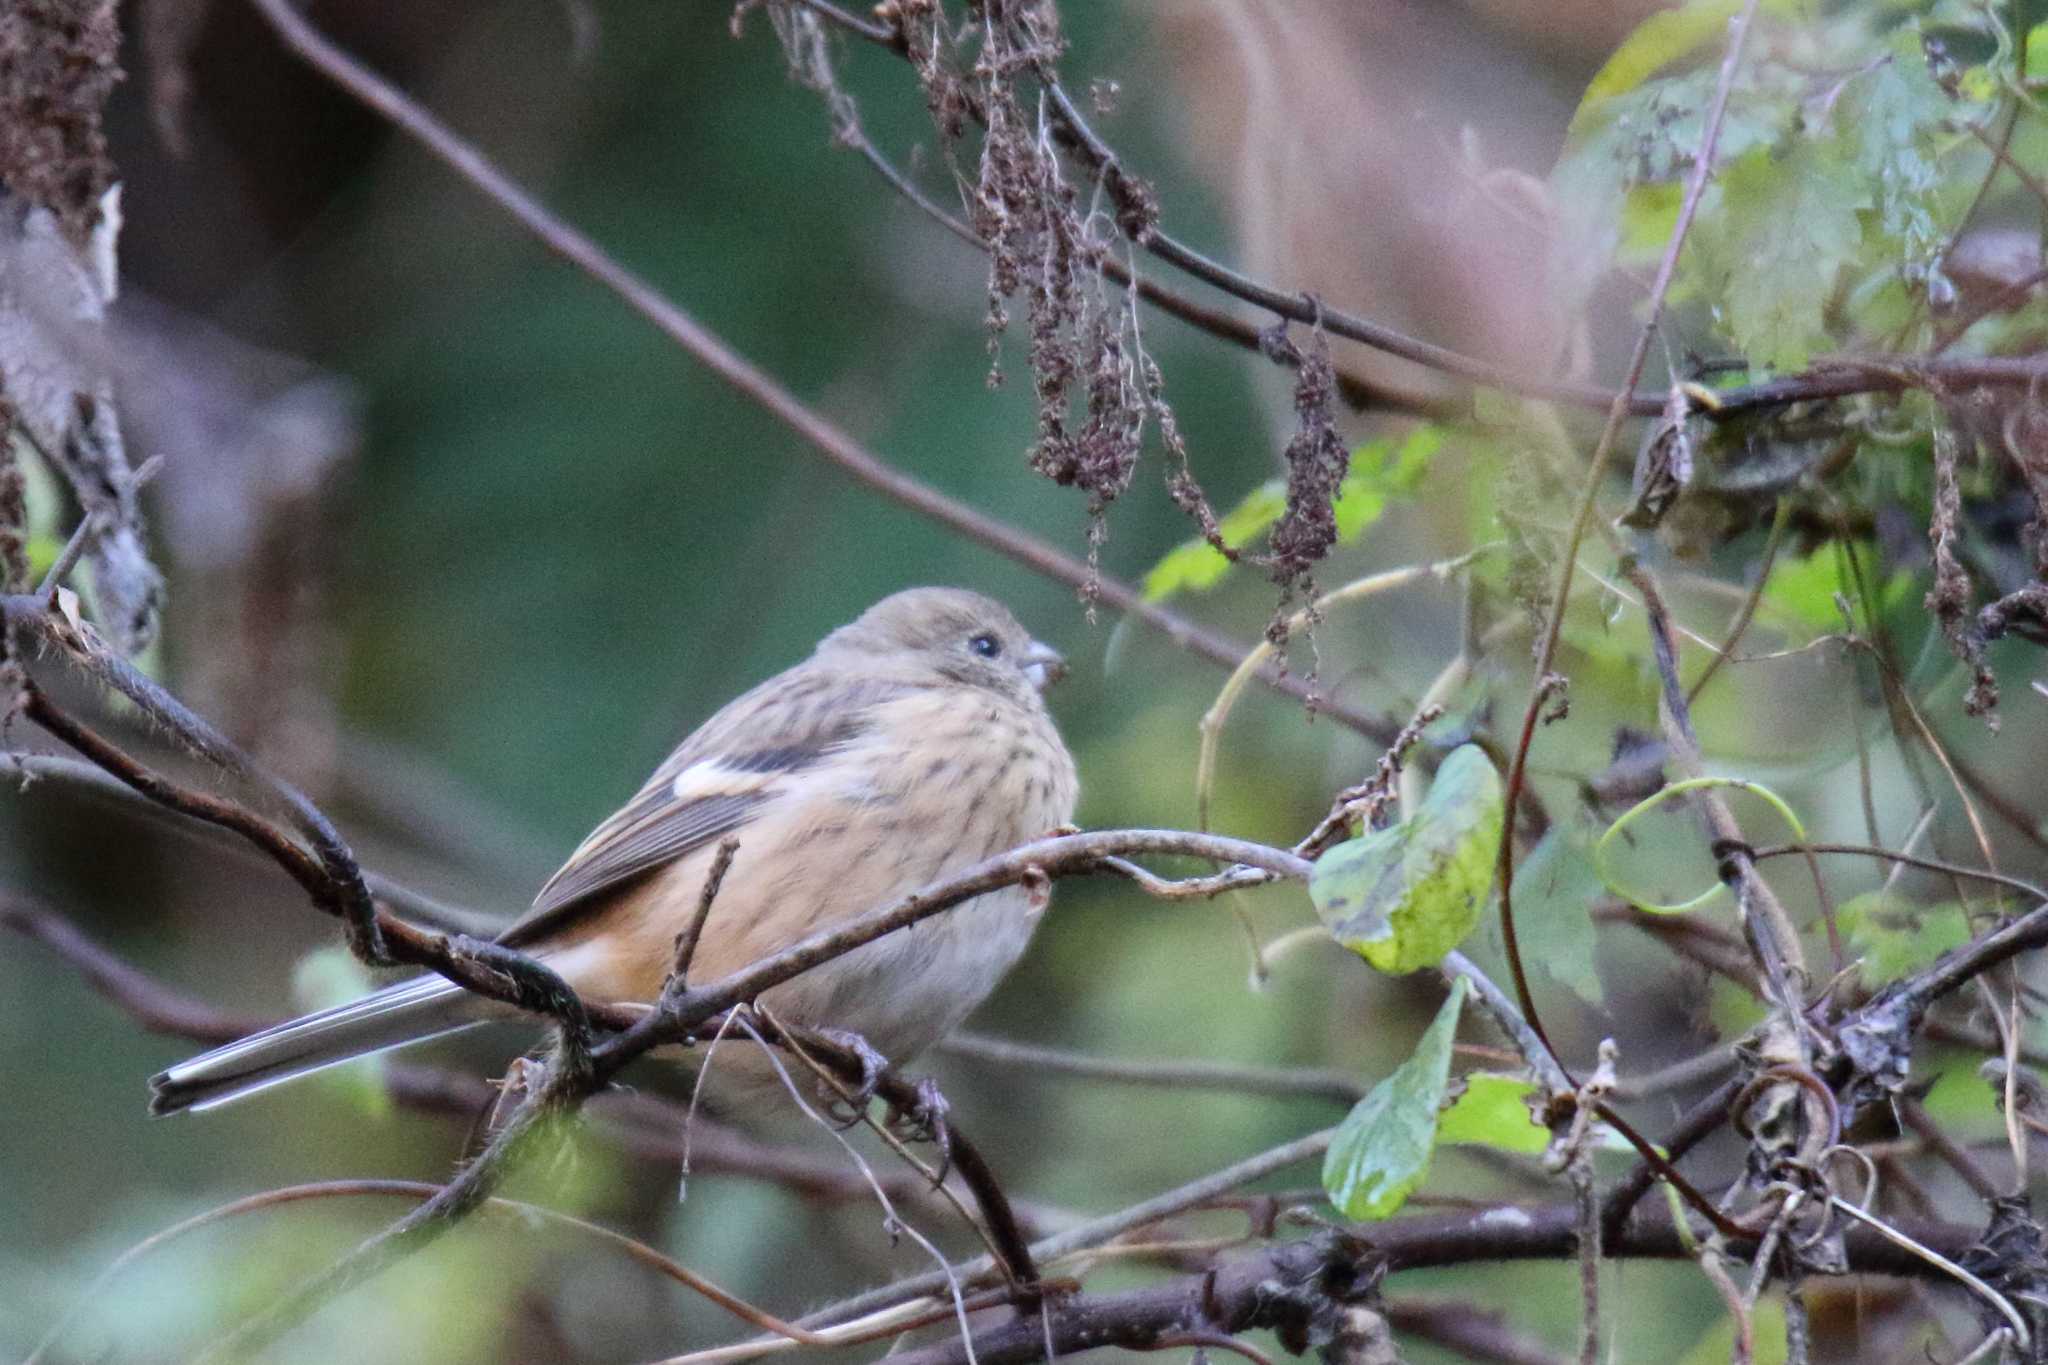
[811,1027,891,1124]
[888,1076,954,1185]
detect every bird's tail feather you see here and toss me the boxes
[149,974,494,1116]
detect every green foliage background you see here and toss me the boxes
[3,2,2045,1361]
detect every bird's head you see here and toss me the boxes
[821,587,1067,704]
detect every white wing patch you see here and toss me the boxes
[670,760,781,805]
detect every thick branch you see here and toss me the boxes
[887,1202,1981,1365]
[3,749,506,937]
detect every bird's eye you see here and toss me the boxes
[968,632,1003,659]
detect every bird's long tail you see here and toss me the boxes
[149,974,496,1116]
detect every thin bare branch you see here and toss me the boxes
[1496,0,1764,1065]
[238,0,1394,740]
[939,1031,1363,1103]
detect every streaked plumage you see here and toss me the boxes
[150,588,1078,1115]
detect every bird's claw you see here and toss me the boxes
[813,1027,891,1124]
[890,1076,954,1185]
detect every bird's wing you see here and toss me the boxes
[500,669,905,948]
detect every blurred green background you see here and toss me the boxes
[3,2,2037,1362]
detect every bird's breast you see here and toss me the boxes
[563,685,1075,1057]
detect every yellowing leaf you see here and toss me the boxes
[1437,1072,1550,1154]
[1310,745,1503,974]
[1576,0,1750,121]
[1573,0,1806,130]
[1322,978,1468,1220]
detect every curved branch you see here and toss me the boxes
[6,597,385,959]
[3,750,508,937]
[25,1179,822,1365]
[795,0,2048,421]
[239,0,1395,741]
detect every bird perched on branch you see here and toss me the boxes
[150,587,1078,1115]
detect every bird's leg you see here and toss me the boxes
[810,1026,893,1123]
[888,1076,955,1186]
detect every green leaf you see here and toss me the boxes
[1332,425,1444,543]
[1141,539,1232,602]
[1217,481,1289,543]
[1617,182,1683,266]
[1558,12,1959,357]
[1508,825,1605,1005]
[1837,42,1951,263]
[1678,33,1958,369]
[1141,480,1285,602]
[1760,545,1914,634]
[1838,893,1971,990]
[1369,424,1444,496]
[1311,745,1504,973]
[1691,143,1870,369]
[1760,539,1911,636]
[1571,0,1816,130]
[1551,63,1798,325]
[1758,545,1848,632]
[1322,977,1468,1220]
[1923,1048,2006,1128]
[1437,1071,1550,1155]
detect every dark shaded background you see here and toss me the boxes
[9,3,2012,1362]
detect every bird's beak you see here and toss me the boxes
[1022,640,1067,692]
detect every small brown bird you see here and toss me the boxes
[150,587,1078,1115]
